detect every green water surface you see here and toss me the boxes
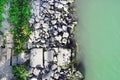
[75,0,120,80]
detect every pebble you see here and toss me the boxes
[63,32,69,38]
[62,25,67,31]
[34,23,40,29]
[29,18,35,24]
[61,38,67,44]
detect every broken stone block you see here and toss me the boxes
[57,48,71,66]
[30,48,43,67]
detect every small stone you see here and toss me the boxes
[52,64,57,71]
[34,23,40,29]
[35,17,40,22]
[51,20,57,25]
[55,35,62,41]
[30,78,37,80]
[42,2,50,9]
[61,38,67,44]
[55,3,63,9]
[53,31,58,36]
[34,1,40,6]
[29,68,34,74]
[41,39,46,43]
[60,1,68,4]
[62,25,67,31]
[63,32,69,38]
[54,74,59,79]
[58,27,63,32]
[29,18,34,24]
[33,68,40,76]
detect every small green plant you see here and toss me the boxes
[12,65,29,80]
[9,0,32,54]
[0,0,8,27]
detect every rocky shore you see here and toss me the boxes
[27,0,83,80]
[0,0,84,80]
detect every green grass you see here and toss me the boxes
[12,65,29,80]
[0,0,8,27]
[9,0,32,54]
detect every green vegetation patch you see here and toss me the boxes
[12,65,29,80]
[0,0,8,27]
[9,0,32,54]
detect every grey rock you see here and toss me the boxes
[33,68,40,76]
[61,38,67,44]
[63,32,69,38]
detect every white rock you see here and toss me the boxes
[51,20,57,25]
[34,23,40,29]
[58,27,63,32]
[63,32,69,38]
[34,30,40,39]
[42,2,50,9]
[35,17,40,22]
[55,35,62,41]
[62,25,67,31]
[44,50,54,67]
[55,3,63,8]
[30,48,43,67]
[60,1,68,4]
[18,53,26,64]
[57,48,71,66]
[30,78,37,80]
[54,74,59,79]
[53,31,58,36]
[62,38,67,44]
[52,64,57,71]
[34,1,40,6]
[53,25,58,29]
[29,18,34,24]
[41,39,46,43]
[42,23,49,29]
[33,68,40,76]
[68,0,74,3]
[0,77,7,80]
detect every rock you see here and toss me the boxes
[42,2,50,9]
[61,38,67,44]
[17,53,26,64]
[55,35,62,42]
[51,64,57,71]
[29,68,34,74]
[34,1,40,6]
[30,48,43,67]
[33,68,40,76]
[34,23,40,29]
[35,17,40,22]
[44,50,54,67]
[58,27,63,32]
[60,1,68,4]
[54,73,59,79]
[55,3,63,9]
[42,23,49,29]
[51,20,57,25]
[57,48,71,66]
[53,31,58,36]
[68,0,74,3]
[30,78,37,80]
[53,25,58,29]
[41,39,46,44]
[29,18,35,24]
[63,32,69,38]
[62,25,67,31]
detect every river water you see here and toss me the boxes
[75,0,120,80]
